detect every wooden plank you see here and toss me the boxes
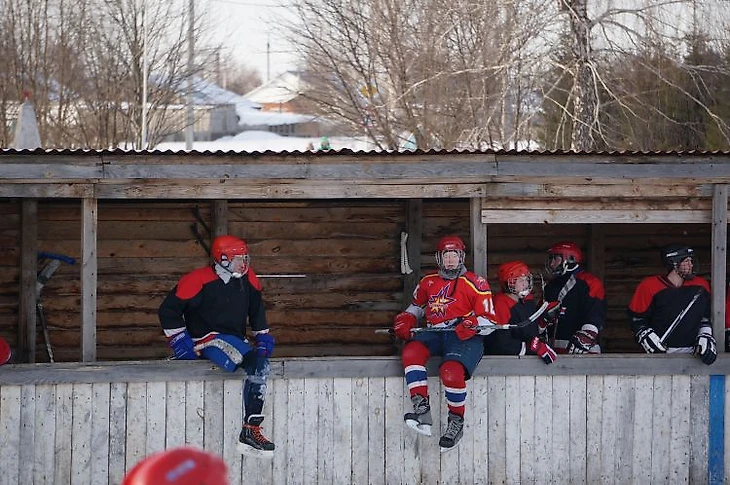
[485,182,713,198]
[317,377,334,485]
[19,199,37,363]
[18,385,36,485]
[504,376,520,484]
[350,377,369,484]
[384,377,404,485]
[212,200,228,237]
[689,375,709,484]
[302,378,320,485]
[332,379,352,485]
[0,385,21,485]
[271,379,288,485]
[124,382,146,470]
[368,377,386,485]
[551,376,571,485]
[533,375,553,485]
[221,379,243,485]
[165,381,187,447]
[202,380,224,456]
[585,376,602,485]
[34,385,56,485]
[471,198,487,277]
[184,381,204,449]
[711,184,728,342]
[90,383,111,485]
[285,379,305,485]
[588,225,605,280]
[614,376,636,485]
[0,184,94,198]
[472,376,490,485]
[518,375,535,484]
[54,383,73,485]
[145,381,167,455]
[599,376,617,484]
[568,375,587,484]
[483,209,711,224]
[651,376,672,485]
[483,198,712,210]
[81,198,97,362]
[633,376,654,484]
[421,376,441,484]
[71,384,93,485]
[669,375,691,484]
[107,383,127,485]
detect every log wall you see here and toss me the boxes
[0,198,719,361]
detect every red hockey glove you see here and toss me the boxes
[455,316,479,341]
[393,312,417,340]
[567,327,598,354]
[529,336,557,365]
[538,301,561,331]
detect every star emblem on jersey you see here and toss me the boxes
[428,285,456,318]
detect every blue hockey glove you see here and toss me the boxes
[168,330,198,360]
[255,333,275,358]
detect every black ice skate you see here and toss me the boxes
[237,414,275,459]
[404,394,433,436]
[439,412,464,452]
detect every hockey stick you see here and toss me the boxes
[37,252,77,362]
[375,301,550,335]
[660,289,702,344]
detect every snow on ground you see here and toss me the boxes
[154,131,380,153]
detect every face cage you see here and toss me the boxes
[220,253,250,278]
[671,255,697,280]
[506,273,534,297]
[436,249,465,276]
[546,253,579,276]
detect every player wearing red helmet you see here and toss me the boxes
[543,241,606,354]
[628,244,716,365]
[0,336,11,365]
[483,261,557,365]
[392,235,497,452]
[159,235,276,457]
[122,447,229,485]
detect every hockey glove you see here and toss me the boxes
[635,327,667,354]
[529,336,557,365]
[454,316,479,341]
[567,326,598,354]
[695,332,717,366]
[393,312,417,340]
[254,333,275,358]
[168,330,198,360]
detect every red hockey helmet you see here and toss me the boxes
[435,235,466,279]
[211,235,250,277]
[122,447,229,485]
[497,261,533,297]
[546,241,583,276]
[0,337,11,365]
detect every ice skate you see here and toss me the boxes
[404,394,433,436]
[237,414,275,459]
[439,412,464,452]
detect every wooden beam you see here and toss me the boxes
[19,200,38,363]
[81,198,98,362]
[471,198,487,277]
[212,200,228,237]
[482,210,711,224]
[588,225,605,280]
[403,199,422,306]
[711,185,728,347]
[0,184,94,198]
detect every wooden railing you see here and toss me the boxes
[0,355,727,485]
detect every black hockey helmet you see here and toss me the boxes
[660,243,696,278]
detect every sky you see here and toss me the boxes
[208,0,300,83]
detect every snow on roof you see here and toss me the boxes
[154,131,377,153]
[243,71,307,105]
[237,107,316,127]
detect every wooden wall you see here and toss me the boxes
[0,357,725,485]
[0,199,718,361]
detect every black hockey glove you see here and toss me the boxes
[695,332,717,366]
[635,327,666,354]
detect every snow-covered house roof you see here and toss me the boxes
[243,71,308,105]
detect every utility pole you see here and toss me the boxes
[185,0,194,149]
[141,0,149,149]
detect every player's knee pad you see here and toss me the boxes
[199,335,252,373]
[401,340,430,367]
[439,360,466,388]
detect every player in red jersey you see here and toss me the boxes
[484,261,557,364]
[542,241,606,354]
[628,244,716,364]
[392,235,496,452]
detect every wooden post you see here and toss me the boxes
[471,198,487,277]
[711,184,728,347]
[588,225,605,280]
[19,200,38,363]
[212,200,228,237]
[81,198,98,362]
[403,199,422,306]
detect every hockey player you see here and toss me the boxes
[392,235,495,452]
[159,235,276,458]
[542,241,606,354]
[122,447,229,485]
[0,336,10,365]
[483,261,557,364]
[628,243,716,365]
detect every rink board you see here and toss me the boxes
[0,355,727,485]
